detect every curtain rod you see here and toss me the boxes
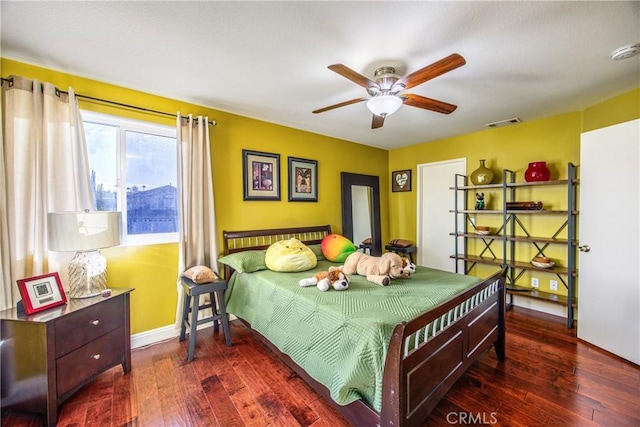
[1,76,217,126]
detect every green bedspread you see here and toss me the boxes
[224,260,479,411]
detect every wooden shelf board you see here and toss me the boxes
[506,179,569,188]
[506,210,569,214]
[450,254,504,266]
[451,179,579,191]
[507,285,574,306]
[509,260,570,275]
[451,210,503,214]
[451,210,576,215]
[450,233,503,240]
[451,233,576,245]
[507,236,571,244]
[452,254,576,277]
[449,183,504,190]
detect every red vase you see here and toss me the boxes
[524,161,551,182]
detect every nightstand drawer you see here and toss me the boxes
[55,297,124,357]
[56,326,125,398]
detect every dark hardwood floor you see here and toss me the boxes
[2,306,639,426]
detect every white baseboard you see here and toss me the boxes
[510,294,568,318]
[130,314,237,349]
[131,324,179,349]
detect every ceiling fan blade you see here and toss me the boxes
[403,93,458,114]
[372,114,385,129]
[312,97,368,114]
[328,64,380,91]
[398,53,466,90]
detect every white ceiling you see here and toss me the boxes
[2,1,639,150]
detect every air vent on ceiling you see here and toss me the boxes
[485,117,522,128]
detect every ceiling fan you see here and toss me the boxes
[312,53,466,129]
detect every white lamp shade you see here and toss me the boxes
[48,211,121,252]
[367,95,403,117]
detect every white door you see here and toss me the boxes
[578,119,639,364]
[417,158,466,272]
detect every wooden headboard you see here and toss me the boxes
[221,225,332,278]
[223,224,332,254]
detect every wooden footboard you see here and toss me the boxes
[380,267,507,427]
[222,225,507,427]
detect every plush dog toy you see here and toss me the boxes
[342,252,405,286]
[398,257,416,279]
[299,266,350,291]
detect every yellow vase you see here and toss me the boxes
[470,159,495,185]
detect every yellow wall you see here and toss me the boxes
[2,58,389,334]
[582,88,640,132]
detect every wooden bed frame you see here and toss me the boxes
[222,225,507,427]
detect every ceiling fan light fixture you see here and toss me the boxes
[390,82,406,94]
[367,95,403,117]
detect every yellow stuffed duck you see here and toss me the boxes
[265,238,317,272]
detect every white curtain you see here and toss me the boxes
[175,113,218,327]
[1,76,94,310]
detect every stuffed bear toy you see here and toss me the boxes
[342,251,405,286]
[398,257,416,279]
[299,266,350,291]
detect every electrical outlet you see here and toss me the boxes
[531,277,539,288]
[550,280,558,291]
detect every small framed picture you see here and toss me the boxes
[242,150,281,201]
[288,157,318,202]
[17,272,67,315]
[392,169,412,192]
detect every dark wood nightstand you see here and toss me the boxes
[0,288,134,427]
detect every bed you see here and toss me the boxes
[220,225,506,427]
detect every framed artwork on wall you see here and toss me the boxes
[243,149,281,201]
[288,157,318,202]
[392,169,412,192]
[17,272,67,315]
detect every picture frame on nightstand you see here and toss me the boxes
[17,272,67,315]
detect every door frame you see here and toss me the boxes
[416,158,466,272]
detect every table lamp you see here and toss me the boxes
[48,211,121,298]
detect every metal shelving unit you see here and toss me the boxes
[451,163,579,328]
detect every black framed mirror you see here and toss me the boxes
[340,172,382,256]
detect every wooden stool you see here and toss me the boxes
[385,244,417,263]
[179,277,232,361]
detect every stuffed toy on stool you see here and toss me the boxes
[299,266,350,291]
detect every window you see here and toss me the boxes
[82,111,178,245]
